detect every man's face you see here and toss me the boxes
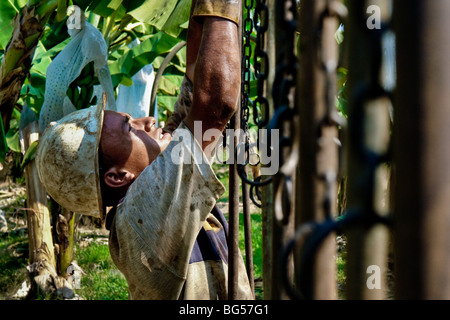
[100,110,172,176]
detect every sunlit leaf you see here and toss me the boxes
[0,0,28,50]
[108,31,181,86]
[160,0,191,37]
[0,112,8,163]
[21,140,38,169]
[127,0,178,30]
[6,128,20,153]
[156,94,177,113]
[158,74,183,95]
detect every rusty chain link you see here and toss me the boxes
[237,0,273,205]
[268,0,298,225]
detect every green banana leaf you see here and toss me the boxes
[0,0,28,50]
[157,74,184,96]
[74,0,190,37]
[127,0,191,37]
[5,108,21,153]
[108,31,182,87]
[0,112,8,163]
[21,140,38,170]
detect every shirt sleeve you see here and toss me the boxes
[108,122,225,299]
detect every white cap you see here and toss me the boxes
[36,98,105,219]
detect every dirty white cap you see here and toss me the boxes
[36,97,105,219]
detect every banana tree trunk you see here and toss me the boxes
[22,120,73,299]
[5,2,75,298]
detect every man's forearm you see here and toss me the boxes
[184,16,240,151]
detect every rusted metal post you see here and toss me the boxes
[258,0,297,300]
[295,0,342,300]
[393,0,450,299]
[268,0,298,300]
[260,0,277,299]
[242,166,255,294]
[228,113,241,300]
[344,0,392,299]
[228,1,243,299]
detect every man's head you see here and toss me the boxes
[99,110,171,205]
[36,100,172,219]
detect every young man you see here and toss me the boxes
[36,0,254,299]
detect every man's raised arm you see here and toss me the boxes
[183,0,241,152]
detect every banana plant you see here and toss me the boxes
[0,0,190,299]
[0,0,190,163]
[0,0,64,162]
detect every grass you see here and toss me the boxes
[74,237,128,300]
[0,231,29,299]
[0,188,30,300]
[238,212,263,299]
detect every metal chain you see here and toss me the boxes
[241,0,253,135]
[295,0,347,299]
[237,0,273,193]
[269,0,298,224]
[253,0,269,131]
[282,0,394,300]
[281,0,347,299]
[316,0,347,222]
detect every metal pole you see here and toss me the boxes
[270,0,298,300]
[296,0,342,300]
[228,113,240,300]
[394,0,450,299]
[261,0,297,300]
[260,0,277,300]
[242,166,255,294]
[228,2,243,299]
[344,0,392,299]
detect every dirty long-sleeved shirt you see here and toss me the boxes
[108,122,254,299]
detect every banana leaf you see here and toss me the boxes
[127,0,191,37]
[108,31,181,86]
[0,0,28,50]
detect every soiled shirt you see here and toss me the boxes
[108,122,254,300]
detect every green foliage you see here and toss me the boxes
[0,0,28,50]
[337,67,348,117]
[108,31,184,87]
[0,113,8,163]
[125,0,191,37]
[20,140,38,170]
[0,0,190,171]
[6,109,21,154]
